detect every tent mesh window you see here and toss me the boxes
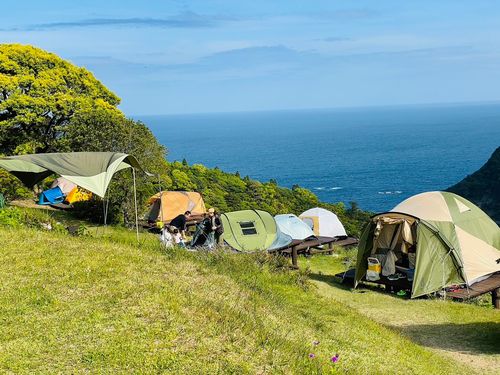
[239,221,257,235]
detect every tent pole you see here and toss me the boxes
[158,174,163,224]
[133,168,139,243]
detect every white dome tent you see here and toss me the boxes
[300,207,347,238]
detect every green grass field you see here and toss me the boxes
[0,207,498,373]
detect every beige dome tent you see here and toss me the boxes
[300,207,347,238]
[147,191,207,223]
[355,191,500,298]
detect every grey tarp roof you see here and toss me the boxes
[0,152,143,197]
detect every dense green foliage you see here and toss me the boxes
[448,147,500,224]
[0,225,484,374]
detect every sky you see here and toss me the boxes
[1,1,500,115]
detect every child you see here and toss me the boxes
[160,224,174,248]
[172,228,186,248]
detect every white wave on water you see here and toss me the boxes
[378,191,403,195]
[314,187,343,191]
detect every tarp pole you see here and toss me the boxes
[103,191,108,227]
[133,168,139,243]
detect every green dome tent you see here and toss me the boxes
[355,191,500,298]
[221,209,292,252]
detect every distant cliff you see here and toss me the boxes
[447,147,500,224]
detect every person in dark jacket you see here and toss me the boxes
[213,210,224,244]
[199,208,222,248]
[169,211,191,240]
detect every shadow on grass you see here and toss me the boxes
[400,322,500,355]
[309,272,406,298]
[309,272,353,290]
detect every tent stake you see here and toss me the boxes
[133,168,139,244]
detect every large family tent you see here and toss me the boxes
[221,210,292,252]
[300,207,347,238]
[275,214,315,240]
[355,191,500,298]
[147,191,207,223]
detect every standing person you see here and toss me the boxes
[169,210,191,240]
[213,210,224,245]
[204,208,218,249]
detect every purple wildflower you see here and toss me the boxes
[308,353,315,359]
[331,354,339,363]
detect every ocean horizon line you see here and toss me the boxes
[131,99,500,119]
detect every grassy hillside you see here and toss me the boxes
[300,254,500,374]
[448,147,500,223]
[0,224,481,374]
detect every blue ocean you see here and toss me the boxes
[140,103,500,212]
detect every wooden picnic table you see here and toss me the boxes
[270,236,359,268]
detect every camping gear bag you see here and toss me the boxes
[366,257,381,281]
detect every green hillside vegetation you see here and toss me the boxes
[448,147,500,224]
[157,160,369,236]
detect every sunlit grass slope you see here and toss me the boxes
[0,227,475,374]
[300,251,500,374]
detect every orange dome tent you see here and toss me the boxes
[147,191,207,223]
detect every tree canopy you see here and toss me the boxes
[0,44,121,154]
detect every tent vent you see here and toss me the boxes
[454,198,471,213]
[239,221,257,235]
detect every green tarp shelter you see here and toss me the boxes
[221,209,292,252]
[0,152,146,240]
[0,152,143,198]
[355,191,500,298]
